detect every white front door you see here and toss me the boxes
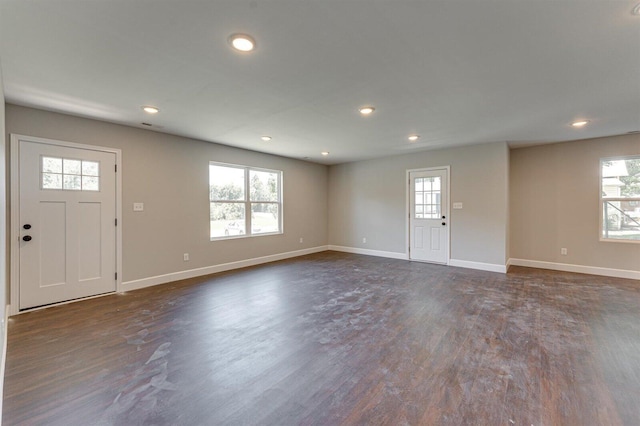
[17,138,118,310]
[409,168,449,264]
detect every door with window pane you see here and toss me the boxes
[19,139,117,309]
[409,168,449,264]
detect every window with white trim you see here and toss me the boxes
[600,156,640,242]
[209,162,282,239]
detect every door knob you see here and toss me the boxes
[442,215,446,219]
[442,222,446,226]
[23,235,32,242]
[23,224,31,230]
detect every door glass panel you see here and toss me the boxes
[82,161,100,176]
[415,176,441,219]
[42,156,100,191]
[63,175,82,190]
[42,173,63,189]
[82,176,100,191]
[42,157,62,173]
[63,159,82,175]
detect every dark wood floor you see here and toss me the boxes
[3,251,640,425]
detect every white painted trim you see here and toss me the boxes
[448,258,507,273]
[328,245,408,260]
[0,304,9,424]
[406,166,451,263]
[122,246,329,292]
[508,258,640,280]
[10,134,123,315]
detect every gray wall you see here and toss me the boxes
[6,105,329,283]
[0,64,6,346]
[328,141,509,266]
[510,134,640,271]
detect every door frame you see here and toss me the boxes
[406,166,451,264]
[10,134,122,315]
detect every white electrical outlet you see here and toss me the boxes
[183,253,189,261]
[560,248,567,255]
[453,202,463,209]
[133,202,144,212]
[299,237,304,243]
[362,237,367,244]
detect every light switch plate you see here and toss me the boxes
[133,202,144,212]
[453,202,463,209]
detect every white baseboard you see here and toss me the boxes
[327,245,408,260]
[448,259,507,273]
[328,246,509,273]
[122,246,329,292]
[508,258,640,280]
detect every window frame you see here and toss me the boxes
[599,155,640,244]
[209,161,283,240]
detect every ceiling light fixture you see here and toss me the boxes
[632,2,640,15]
[408,135,420,142]
[142,106,159,114]
[321,151,330,156]
[571,120,589,127]
[229,34,256,52]
[261,136,272,142]
[358,106,375,115]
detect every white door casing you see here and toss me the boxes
[11,135,122,312]
[408,167,449,264]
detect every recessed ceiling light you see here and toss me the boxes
[358,106,375,116]
[571,120,589,127]
[261,136,272,142]
[408,135,420,142]
[321,151,330,156]
[229,34,256,52]
[142,106,159,114]
[632,2,640,15]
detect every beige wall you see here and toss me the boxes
[328,141,509,267]
[6,105,329,283]
[510,134,640,271]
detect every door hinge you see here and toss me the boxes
[115,218,118,226]
[115,272,118,281]
[115,164,118,172]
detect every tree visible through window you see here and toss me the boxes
[601,156,640,242]
[209,162,282,239]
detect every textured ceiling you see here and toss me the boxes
[1,0,639,164]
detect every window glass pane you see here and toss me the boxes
[42,173,62,189]
[602,201,640,241]
[251,203,280,234]
[82,176,100,191]
[63,175,81,190]
[42,157,62,173]
[250,170,279,201]
[209,165,245,201]
[602,158,640,199]
[63,159,82,175]
[82,161,100,177]
[415,178,423,192]
[210,203,245,238]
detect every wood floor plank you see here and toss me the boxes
[3,251,639,425]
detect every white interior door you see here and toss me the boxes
[18,139,117,309]
[409,168,449,264]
